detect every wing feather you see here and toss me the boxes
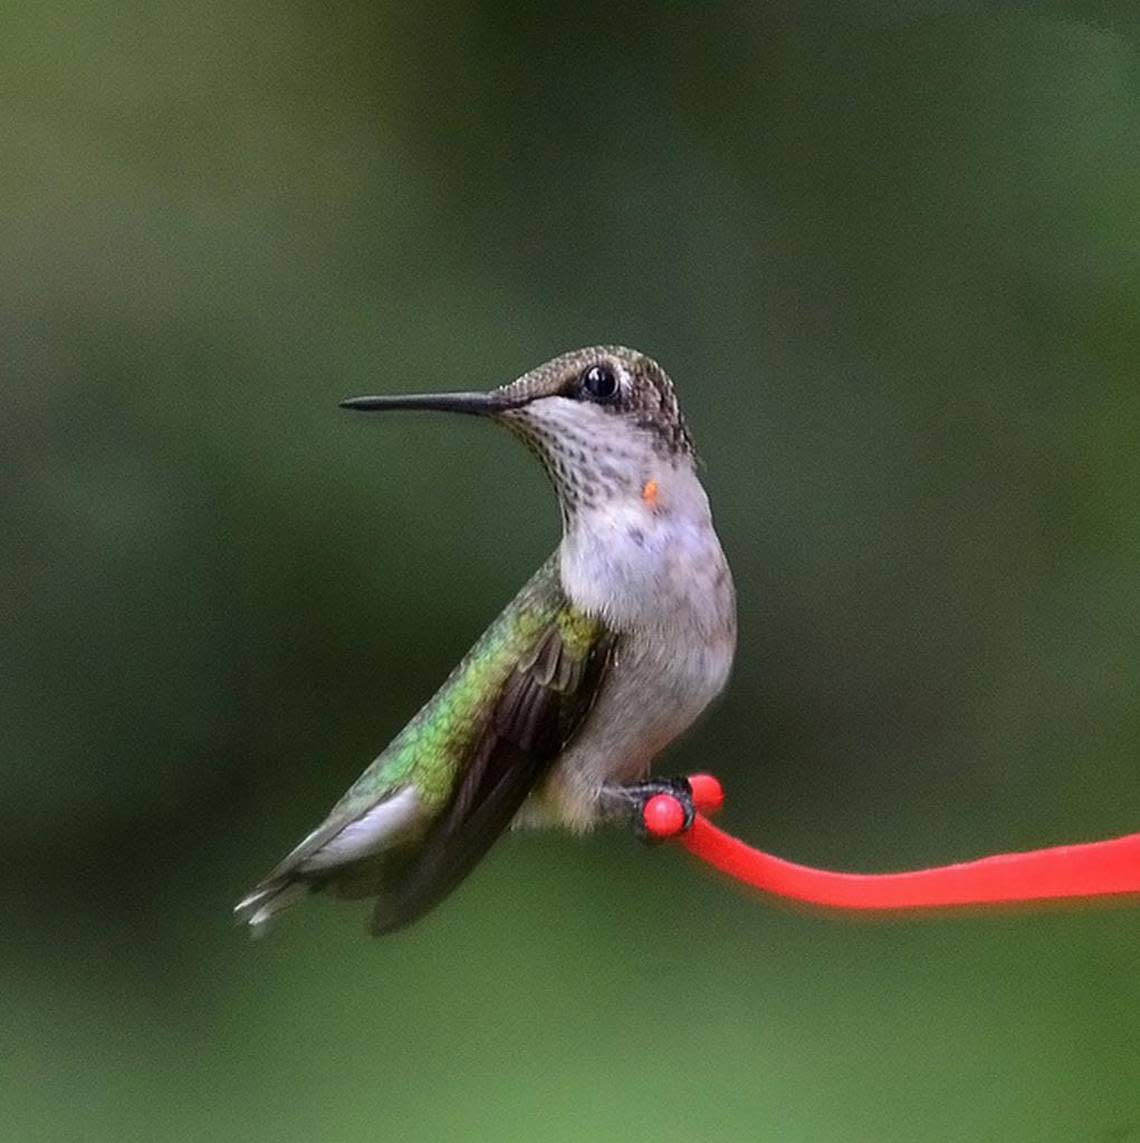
[234,555,613,936]
[371,619,613,934]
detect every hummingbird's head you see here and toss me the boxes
[342,346,696,521]
[487,345,694,460]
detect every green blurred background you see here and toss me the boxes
[4,3,1138,1140]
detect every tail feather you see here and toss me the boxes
[234,879,311,935]
[232,786,424,934]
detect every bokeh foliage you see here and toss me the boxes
[3,3,1138,1140]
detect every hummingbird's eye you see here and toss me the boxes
[580,364,619,401]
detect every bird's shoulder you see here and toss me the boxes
[338,552,610,809]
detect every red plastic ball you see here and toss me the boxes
[688,773,724,814]
[642,793,686,838]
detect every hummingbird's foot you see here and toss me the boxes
[611,777,696,842]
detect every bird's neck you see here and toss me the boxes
[557,460,727,633]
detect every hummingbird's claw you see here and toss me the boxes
[620,777,696,842]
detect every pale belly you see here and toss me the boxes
[520,522,736,829]
[530,624,734,829]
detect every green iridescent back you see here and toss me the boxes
[329,553,604,814]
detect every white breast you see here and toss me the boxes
[560,465,733,634]
[540,462,737,828]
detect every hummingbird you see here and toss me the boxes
[235,346,736,935]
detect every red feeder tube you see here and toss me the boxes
[645,775,1140,911]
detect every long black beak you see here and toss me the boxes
[339,391,511,416]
